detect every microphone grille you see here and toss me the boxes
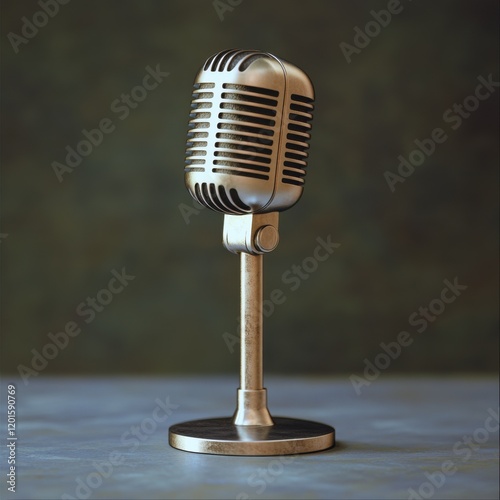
[281,93,314,187]
[185,81,214,174]
[185,78,281,213]
[185,49,315,214]
[186,84,279,179]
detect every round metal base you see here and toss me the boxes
[169,417,335,456]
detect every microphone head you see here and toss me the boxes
[185,49,314,215]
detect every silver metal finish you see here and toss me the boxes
[223,212,279,255]
[171,49,335,456]
[254,224,279,253]
[239,252,264,391]
[169,417,334,456]
[184,49,314,215]
[233,389,273,427]
[232,252,273,426]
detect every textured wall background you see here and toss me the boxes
[1,0,498,377]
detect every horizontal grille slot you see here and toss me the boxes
[223,83,279,97]
[283,168,306,178]
[286,142,309,152]
[287,132,308,142]
[219,112,275,127]
[218,122,274,137]
[215,141,272,156]
[189,122,209,129]
[284,160,306,168]
[285,151,306,161]
[189,111,211,120]
[222,92,278,108]
[187,131,208,139]
[214,160,270,173]
[291,93,313,104]
[282,178,304,186]
[213,168,269,181]
[191,101,212,110]
[186,140,208,147]
[215,150,271,164]
[193,82,215,90]
[288,122,311,133]
[186,144,207,152]
[289,112,312,123]
[220,102,276,117]
[216,132,273,146]
[192,91,214,100]
[186,150,206,156]
[290,102,313,113]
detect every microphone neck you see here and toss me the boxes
[223,212,280,255]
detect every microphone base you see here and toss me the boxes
[169,417,334,456]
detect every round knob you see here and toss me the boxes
[254,225,279,253]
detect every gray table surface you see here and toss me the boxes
[0,376,498,500]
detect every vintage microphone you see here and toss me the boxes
[169,49,335,455]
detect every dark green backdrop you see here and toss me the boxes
[1,0,498,377]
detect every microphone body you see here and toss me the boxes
[185,49,314,215]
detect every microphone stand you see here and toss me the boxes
[169,213,335,455]
[233,251,273,426]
